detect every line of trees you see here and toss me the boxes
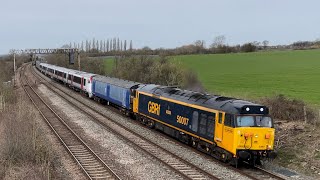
[66,38,133,53]
[125,37,320,56]
[64,36,320,57]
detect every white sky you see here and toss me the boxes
[0,0,319,54]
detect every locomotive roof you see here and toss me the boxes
[137,84,269,115]
[93,75,140,89]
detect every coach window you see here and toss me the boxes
[191,111,199,132]
[199,113,207,136]
[74,76,81,84]
[84,79,86,86]
[207,115,215,139]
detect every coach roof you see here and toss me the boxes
[93,75,141,89]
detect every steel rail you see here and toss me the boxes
[21,65,121,180]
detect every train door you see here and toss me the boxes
[215,112,224,143]
[81,77,84,90]
[221,113,235,152]
[67,74,70,84]
[132,90,139,113]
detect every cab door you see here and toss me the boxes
[215,112,224,143]
[132,91,139,113]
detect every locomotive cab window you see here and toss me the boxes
[256,116,272,127]
[236,115,272,127]
[218,113,223,124]
[224,114,235,127]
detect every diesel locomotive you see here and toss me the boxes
[133,85,276,166]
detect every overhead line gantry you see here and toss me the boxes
[10,48,81,86]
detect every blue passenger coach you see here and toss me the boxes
[92,75,140,110]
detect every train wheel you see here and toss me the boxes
[190,138,198,148]
[147,120,155,128]
[205,147,211,154]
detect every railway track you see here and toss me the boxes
[29,66,220,180]
[239,165,286,180]
[21,65,120,180]
[30,64,286,180]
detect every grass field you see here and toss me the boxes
[104,57,114,75]
[172,50,320,105]
[104,50,320,105]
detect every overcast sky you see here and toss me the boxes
[0,0,319,54]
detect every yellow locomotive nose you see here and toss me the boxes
[237,128,274,151]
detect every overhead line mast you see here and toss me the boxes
[10,48,81,86]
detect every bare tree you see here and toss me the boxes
[96,40,99,51]
[117,38,120,51]
[106,39,109,52]
[194,40,205,53]
[92,38,95,50]
[129,40,133,51]
[114,38,117,51]
[210,35,226,48]
[100,40,103,52]
[262,40,269,49]
[124,40,127,51]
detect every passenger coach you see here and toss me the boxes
[37,62,96,98]
[92,76,140,115]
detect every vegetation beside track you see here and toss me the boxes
[0,59,68,179]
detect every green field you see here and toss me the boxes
[173,50,320,105]
[105,50,320,105]
[104,57,114,75]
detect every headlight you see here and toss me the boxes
[265,133,270,139]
